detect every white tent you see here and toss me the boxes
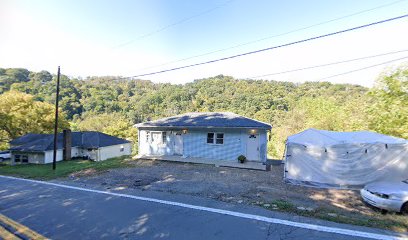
[284,128,408,189]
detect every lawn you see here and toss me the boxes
[262,199,408,232]
[0,156,134,180]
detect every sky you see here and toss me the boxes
[1,0,408,87]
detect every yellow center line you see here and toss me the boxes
[0,214,47,240]
[0,224,19,240]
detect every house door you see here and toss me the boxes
[174,133,183,155]
[246,134,259,161]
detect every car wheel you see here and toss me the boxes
[401,202,408,214]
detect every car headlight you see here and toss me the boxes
[373,192,389,199]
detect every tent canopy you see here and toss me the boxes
[284,129,408,189]
[287,128,407,147]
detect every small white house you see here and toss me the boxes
[9,131,132,164]
[135,112,272,162]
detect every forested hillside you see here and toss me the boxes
[1,66,407,158]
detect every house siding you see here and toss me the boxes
[11,152,45,164]
[98,143,132,161]
[138,128,268,162]
[183,129,243,161]
[259,130,267,162]
[44,150,63,163]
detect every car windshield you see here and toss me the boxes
[403,179,408,184]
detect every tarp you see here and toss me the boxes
[284,128,408,189]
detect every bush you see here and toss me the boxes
[238,155,246,163]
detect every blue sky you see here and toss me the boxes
[1,0,408,86]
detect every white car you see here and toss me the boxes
[361,180,408,213]
[0,151,10,161]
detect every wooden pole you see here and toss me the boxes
[52,66,61,170]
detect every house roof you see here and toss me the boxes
[135,112,272,129]
[9,131,130,152]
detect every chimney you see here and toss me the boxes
[63,129,72,160]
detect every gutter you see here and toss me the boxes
[135,126,272,130]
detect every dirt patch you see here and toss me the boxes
[61,159,407,232]
[69,168,98,178]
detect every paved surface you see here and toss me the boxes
[0,213,46,239]
[0,176,406,240]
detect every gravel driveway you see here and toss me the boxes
[64,159,367,212]
[60,159,407,231]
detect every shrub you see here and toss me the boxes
[238,155,246,163]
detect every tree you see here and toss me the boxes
[71,112,138,153]
[368,66,408,139]
[269,96,369,158]
[0,91,69,149]
[0,68,379,157]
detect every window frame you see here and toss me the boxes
[14,154,21,162]
[146,131,150,143]
[215,133,224,145]
[162,131,167,144]
[150,131,167,145]
[207,132,224,145]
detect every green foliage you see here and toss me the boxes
[0,156,133,180]
[72,112,138,154]
[0,91,69,149]
[238,155,246,163]
[0,66,406,158]
[368,66,408,139]
[270,96,370,157]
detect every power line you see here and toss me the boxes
[317,56,408,81]
[137,0,407,71]
[249,49,408,79]
[114,0,235,49]
[120,14,408,79]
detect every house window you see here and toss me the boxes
[207,133,214,144]
[207,133,224,145]
[216,133,224,144]
[15,155,21,162]
[162,132,167,143]
[22,155,28,163]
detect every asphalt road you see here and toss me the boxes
[0,176,405,240]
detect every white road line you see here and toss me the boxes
[0,175,404,240]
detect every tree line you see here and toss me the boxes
[0,66,406,157]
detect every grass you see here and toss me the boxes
[0,156,134,180]
[261,199,408,232]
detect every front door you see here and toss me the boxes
[174,133,183,155]
[246,134,259,161]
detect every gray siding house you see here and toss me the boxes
[9,131,132,164]
[135,112,272,162]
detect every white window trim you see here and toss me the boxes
[150,131,167,145]
[207,132,224,145]
[146,131,150,143]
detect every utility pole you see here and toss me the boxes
[52,66,61,170]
